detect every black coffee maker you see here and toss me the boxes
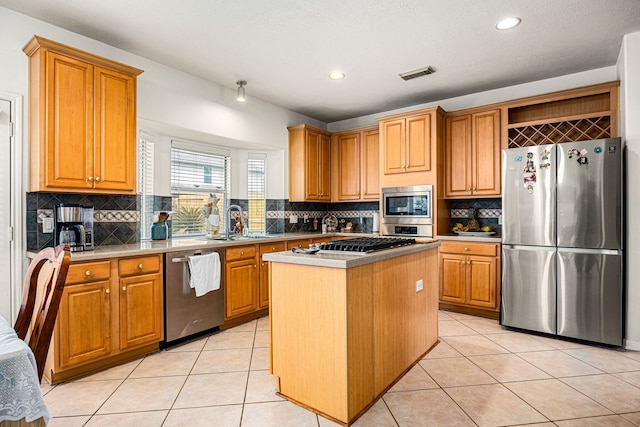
[54,204,86,252]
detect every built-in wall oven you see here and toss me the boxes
[381,185,433,237]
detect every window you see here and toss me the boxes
[170,140,230,237]
[138,132,155,240]
[247,154,266,234]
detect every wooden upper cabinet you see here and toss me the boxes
[361,129,380,199]
[331,126,379,201]
[24,35,143,194]
[445,109,501,198]
[288,124,332,202]
[380,112,432,175]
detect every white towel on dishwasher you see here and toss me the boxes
[188,252,221,296]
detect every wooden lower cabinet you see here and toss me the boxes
[225,246,259,319]
[439,241,500,317]
[259,242,286,309]
[44,255,163,384]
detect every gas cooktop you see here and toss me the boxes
[317,237,416,254]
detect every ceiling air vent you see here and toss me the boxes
[399,66,435,81]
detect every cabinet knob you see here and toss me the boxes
[122,286,127,291]
[88,177,94,182]
[138,263,143,269]
[254,264,257,268]
[272,247,276,251]
[261,262,265,267]
[463,247,468,251]
[85,270,91,276]
[472,187,477,192]
[467,187,471,191]
[460,260,465,265]
[105,288,110,294]
[467,261,471,265]
[240,251,244,255]
[95,176,101,182]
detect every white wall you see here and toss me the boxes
[329,67,617,132]
[617,31,640,350]
[0,6,322,200]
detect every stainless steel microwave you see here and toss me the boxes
[381,185,433,237]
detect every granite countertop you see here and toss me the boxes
[262,240,441,269]
[436,233,502,243]
[26,232,380,261]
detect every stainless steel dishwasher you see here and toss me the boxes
[163,248,225,345]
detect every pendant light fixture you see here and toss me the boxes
[236,80,247,102]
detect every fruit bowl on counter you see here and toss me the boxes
[451,222,495,236]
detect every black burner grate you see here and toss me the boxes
[318,237,416,253]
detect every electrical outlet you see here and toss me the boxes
[42,217,54,233]
[416,279,424,292]
[289,214,298,224]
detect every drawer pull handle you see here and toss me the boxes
[105,289,110,294]
[272,247,276,251]
[463,248,468,251]
[88,176,94,182]
[254,264,257,268]
[460,261,464,265]
[138,264,143,269]
[261,262,265,267]
[85,270,91,276]
[241,251,244,255]
[122,286,127,291]
[467,187,471,191]
[467,261,471,265]
[95,176,101,182]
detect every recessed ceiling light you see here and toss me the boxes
[496,17,521,30]
[329,72,345,80]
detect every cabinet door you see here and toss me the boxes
[305,131,321,200]
[362,130,380,199]
[259,242,286,309]
[94,66,137,192]
[225,258,258,319]
[45,51,94,190]
[445,115,472,197]
[318,133,332,201]
[58,280,112,369]
[405,114,432,172]
[467,256,498,309]
[381,118,405,174]
[472,110,501,196]
[334,132,361,201]
[439,253,466,304]
[119,273,163,349]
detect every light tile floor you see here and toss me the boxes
[41,311,640,426]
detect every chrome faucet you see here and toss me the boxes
[226,204,245,239]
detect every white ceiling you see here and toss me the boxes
[2,0,639,123]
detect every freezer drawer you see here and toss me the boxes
[501,245,556,334]
[557,249,623,345]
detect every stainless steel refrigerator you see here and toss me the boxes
[501,138,623,346]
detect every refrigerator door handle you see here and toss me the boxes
[557,247,621,256]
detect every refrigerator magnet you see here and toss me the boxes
[594,147,602,154]
[514,155,522,162]
[541,148,550,161]
[526,184,534,194]
[578,156,588,166]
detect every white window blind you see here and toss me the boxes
[247,154,266,234]
[138,132,155,240]
[170,142,230,237]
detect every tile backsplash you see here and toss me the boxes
[27,192,502,251]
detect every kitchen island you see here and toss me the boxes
[263,240,440,425]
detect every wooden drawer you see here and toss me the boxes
[439,241,499,257]
[286,239,312,249]
[119,255,161,277]
[226,245,257,261]
[259,242,286,255]
[67,261,111,285]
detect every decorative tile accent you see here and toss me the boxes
[451,209,502,219]
[95,210,140,223]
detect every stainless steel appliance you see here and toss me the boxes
[381,185,433,237]
[501,138,623,345]
[54,204,93,252]
[163,248,225,344]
